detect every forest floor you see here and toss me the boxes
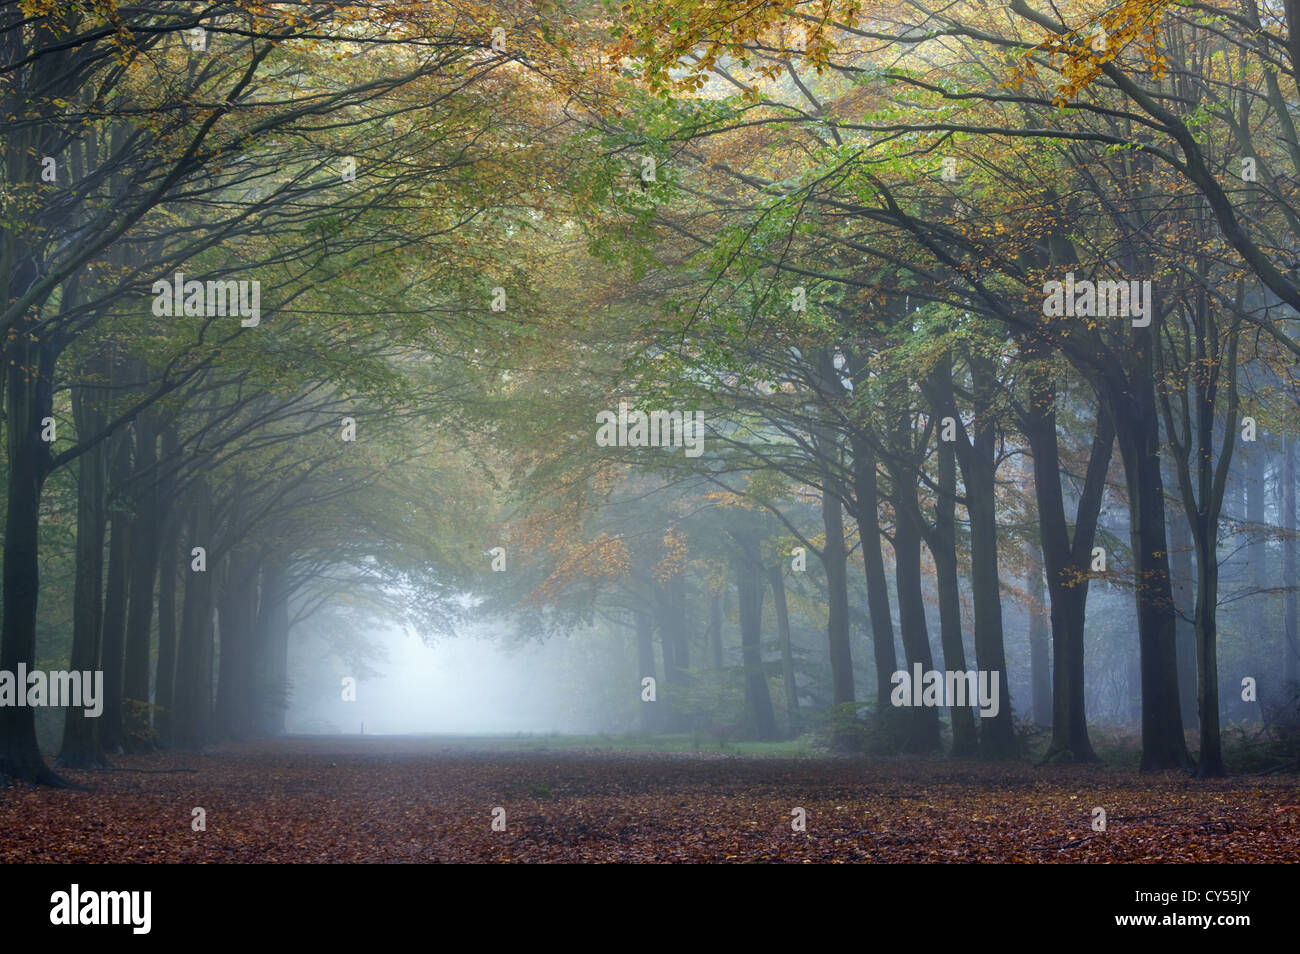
[3,736,1298,862]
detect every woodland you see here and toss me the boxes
[2,0,1300,865]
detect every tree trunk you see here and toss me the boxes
[154,515,181,748]
[58,377,110,769]
[253,559,291,737]
[153,426,181,748]
[1246,443,1268,722]
[174,480,214,749]
[768,564,799,736]
[215,550,259,741]
[849,430,900,709]
[0,300,62,785]
[1165,504,1199,730]
[706,589,723,671]
[122,415,161,752]
[1027,559,1051,727]
[1112,387,1191,771]
[933,437,978,755]
[656,575,689,685]
[1192,515,1226,777]
[635,608,658,733]
[671,576,688,675]
[1285,436,1299,696]
[1021,360,1105,762]
[1184,323,1229,779]
[657,617,676,685]
[963,357,1016,758]
[892,474,942,753]
[99,430,133,754]
[927,353,1015,756]
[737,558,777,740]
[819,483,855,707]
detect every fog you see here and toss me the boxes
[286,625,612,737]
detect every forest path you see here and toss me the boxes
[2,736,1296,862]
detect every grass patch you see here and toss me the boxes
[413,732,827,757]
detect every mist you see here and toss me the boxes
[5,0,1300,885]
[287,625,616,737]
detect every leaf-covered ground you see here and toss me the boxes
[2,737,1297,862]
